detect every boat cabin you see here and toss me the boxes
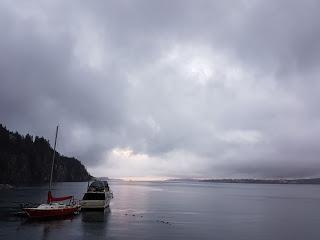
[82,192,105,200]
[87,180,110,192]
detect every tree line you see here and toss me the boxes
[0,124,91,184]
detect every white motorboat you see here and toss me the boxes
[81,180,113,210]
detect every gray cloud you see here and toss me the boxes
[1,0,320,179]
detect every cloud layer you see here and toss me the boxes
[1,0,320,178]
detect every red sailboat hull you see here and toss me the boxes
[24,205,80,219]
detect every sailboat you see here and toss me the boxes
[23,126,81,219]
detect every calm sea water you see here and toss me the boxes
[1,181,320,240]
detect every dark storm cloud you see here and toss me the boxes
[1,0,320,178]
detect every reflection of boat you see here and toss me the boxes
[81,180,113,210]
[23,126,80,219]
[82,207,110,222]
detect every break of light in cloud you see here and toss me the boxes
[1,0,320,179]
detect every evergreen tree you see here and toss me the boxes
[0,124,92,184]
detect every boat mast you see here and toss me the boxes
[49,125,59,191]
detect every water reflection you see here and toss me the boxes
[17,217,74,240]
[81,208,110,222]
[80,208,111,239]
[5,182,320,240]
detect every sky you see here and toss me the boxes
[1,0,320,179]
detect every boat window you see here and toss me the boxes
[83,193,105,200]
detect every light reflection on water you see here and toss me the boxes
[1,181,320,240]
[82,209,110,222]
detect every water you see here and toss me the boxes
[1,181,320,240]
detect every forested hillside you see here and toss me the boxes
[0,124,92,184]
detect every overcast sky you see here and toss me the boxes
[1,0,320,179]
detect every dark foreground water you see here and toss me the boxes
[1,181,320,240]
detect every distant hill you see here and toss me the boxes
[0,124,92,184]
[165,178,320,184]
[201,178,320,184]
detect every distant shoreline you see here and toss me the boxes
[105,178,320,184]
[201,178,320,184]
[163,178,320,184]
